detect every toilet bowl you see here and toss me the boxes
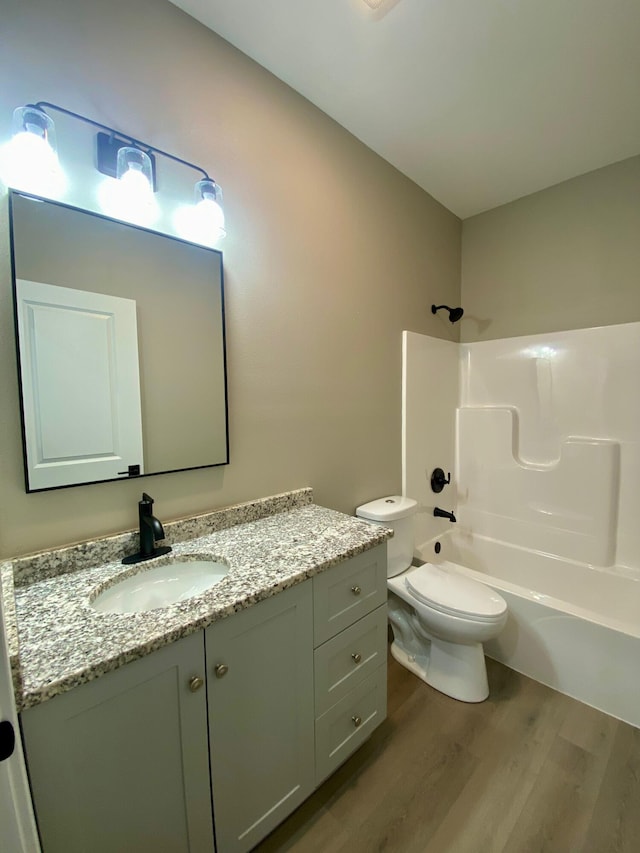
[355,496,507,703]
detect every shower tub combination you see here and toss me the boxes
[403,324,640,726]
[417,531,640,728]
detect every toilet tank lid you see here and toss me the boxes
[356,496,417,521]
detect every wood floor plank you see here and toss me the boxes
[579,723,640,853]
[333,737,477,853]
[254,655,640,853]
[501,734,606,853]
[326,685,474,843]
[421,695,568,853]
[559,697,619,757]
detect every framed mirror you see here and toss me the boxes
[9,190,229,492]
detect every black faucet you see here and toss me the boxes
[433,506,457,523]
[123,493,172,565]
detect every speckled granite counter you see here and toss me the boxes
[5,490,391,711]
[1,562,21,698]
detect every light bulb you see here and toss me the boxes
[0,106,66,198]
[120,163,153,194]
[97,147,158,226]
[173,179,226,247]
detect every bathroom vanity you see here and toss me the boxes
[3,489,391,853]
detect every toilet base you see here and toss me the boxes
[390,636,490,703]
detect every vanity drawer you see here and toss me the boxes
[314,665,387,785]
[313,544,387,646]
[314,604,388,716]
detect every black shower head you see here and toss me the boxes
[431,304,464,323]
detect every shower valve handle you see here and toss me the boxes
[431,468,451,493]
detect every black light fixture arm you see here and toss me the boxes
[32,101,212,181]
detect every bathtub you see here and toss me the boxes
[416,532,640,728]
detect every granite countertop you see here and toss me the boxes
[6,491,391,711]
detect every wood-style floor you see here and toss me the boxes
[255,653,640,853]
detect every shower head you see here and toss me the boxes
[431,304,464,323]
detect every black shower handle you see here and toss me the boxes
[430,468,451,493]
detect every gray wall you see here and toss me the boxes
[461,155,640,342]
[0,0,461,557]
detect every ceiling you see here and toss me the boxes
[169,0,640,218]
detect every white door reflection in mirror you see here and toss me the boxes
[16,279,144,490]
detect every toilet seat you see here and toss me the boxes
[404,563,507,623]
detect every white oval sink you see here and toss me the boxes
[91,558,229,614]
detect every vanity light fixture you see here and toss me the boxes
[1,101,225,244]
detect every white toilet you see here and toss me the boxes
[356,496,507,703]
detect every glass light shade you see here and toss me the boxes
[116,146,153,184]
[173,179,226,247]
[13,106,58,148]
[98,146,158,227]
[0,106,66,197]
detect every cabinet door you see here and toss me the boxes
[206,581,314,853]
[21,631,214,853]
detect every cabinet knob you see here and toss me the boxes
[215,664,229,678]
[188,676,204,693]
[352,715,362,728]
[351,652,362,664]
[351,585,361,596]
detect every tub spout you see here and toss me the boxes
[433,506,456,523]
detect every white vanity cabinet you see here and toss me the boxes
[21,630,214,853]
[20,545,388,853]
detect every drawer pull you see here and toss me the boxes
[215,664,229,678]
[351,585,361,596]
[352,715,363,728]
[351,652,362,664]
[188,676,204,693]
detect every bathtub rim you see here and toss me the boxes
[415,531,640,641]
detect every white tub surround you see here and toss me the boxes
[1,489,391,711]
[457,407,619,565]
[459,323,640,574]
[402,332,459,550]
[404,324,640,725]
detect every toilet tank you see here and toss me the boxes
[356,496,417,578]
